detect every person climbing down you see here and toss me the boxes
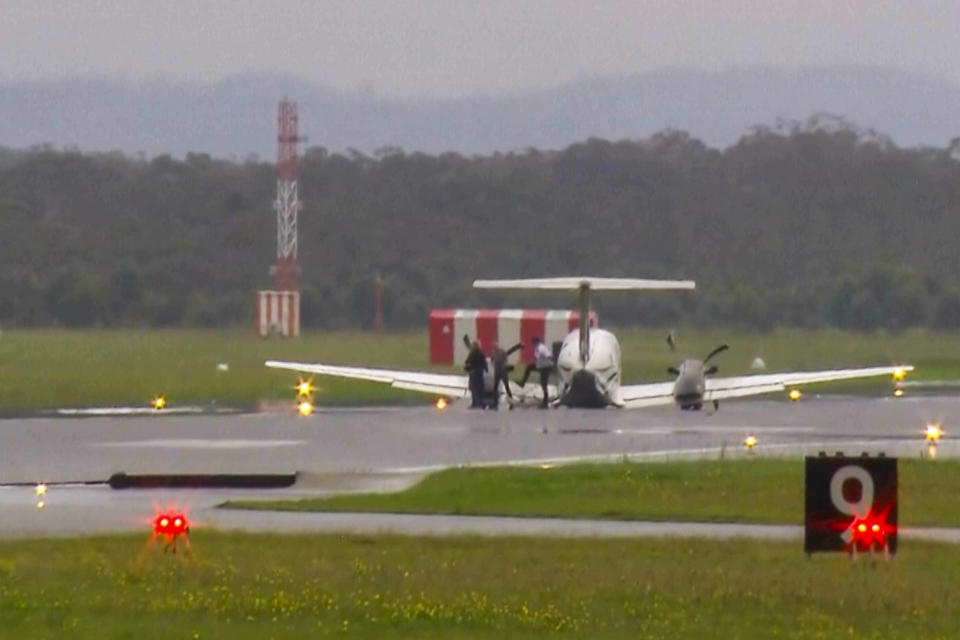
[517,336,553,408]
[490,339,523,408]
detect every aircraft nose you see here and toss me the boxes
[672,375,703,401]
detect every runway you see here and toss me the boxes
[0,395,957,538]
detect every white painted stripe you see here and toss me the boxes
[544,309,573,345]
[497,310,522,355]
[260,292,269,336]
[92,439,305,449]
[57,407,209,416]
[453,309,479,364]
[270,292,280,330]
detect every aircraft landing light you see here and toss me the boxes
[892,367,907,381]
[744,434,758,450]
[35,483,47,497]
[788,389,802,402]
[435,397,448,411]
[151,395,167,411]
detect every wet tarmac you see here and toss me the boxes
[0,395,956,538]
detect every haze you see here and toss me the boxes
[1,0,958,99]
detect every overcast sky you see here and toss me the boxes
[1,0,957,99]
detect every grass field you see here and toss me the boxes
[228,458,960,527]
[0,327,956,412]
[1,531,958,639]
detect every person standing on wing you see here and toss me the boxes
[490,339,523,408]
[517,336,554,408]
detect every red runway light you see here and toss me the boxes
[153,511,189,537]
[847,507,896,551]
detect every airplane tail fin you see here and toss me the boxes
[473,277,696,363]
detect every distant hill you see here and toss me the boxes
[1,66,959,157]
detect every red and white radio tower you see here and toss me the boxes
[273,98,302,291]
[255,98,303,338]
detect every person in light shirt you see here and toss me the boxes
[517,336,553,409]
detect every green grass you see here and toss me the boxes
[0,327,957,411]
[228,458,960,527]
[0,329,429,412]
[1,531,959,639]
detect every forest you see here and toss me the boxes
[2,120,960,331]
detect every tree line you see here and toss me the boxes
[1,122,960,331]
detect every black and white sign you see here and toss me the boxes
[804,455,898,554]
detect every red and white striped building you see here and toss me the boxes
[429,309,598,365]
[256,290,301,337]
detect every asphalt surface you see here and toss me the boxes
[1,395,958,539]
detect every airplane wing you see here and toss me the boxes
[264,360,470,398]
[704,365,913,402]
[618,365,911,409]
[618,382,678,409]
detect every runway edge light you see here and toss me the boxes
[296,379,314,397]
[925,423,943,442]
[788,389,802,402]
[152,509,191,554]
[297,399,314,416]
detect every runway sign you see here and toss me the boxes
[804,455,898,554]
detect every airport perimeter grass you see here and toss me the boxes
[0,327,957,411]
[229,458,960,528]
[1,531,959,639]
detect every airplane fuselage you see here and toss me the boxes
[555,327,623,407]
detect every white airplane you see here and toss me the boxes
[265,277,912,410]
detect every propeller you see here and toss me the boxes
[666,332,679,374]
[666,331,677,352]
[703,344,729,364]
[665,335,729,377]
[702,344,728,375]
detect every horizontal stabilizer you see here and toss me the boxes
[473,277,695,291]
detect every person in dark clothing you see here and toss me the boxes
[517,336,554,409]
[490,339,523,407]
[463,337,488,409]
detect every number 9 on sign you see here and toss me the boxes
[804,456,898,554]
